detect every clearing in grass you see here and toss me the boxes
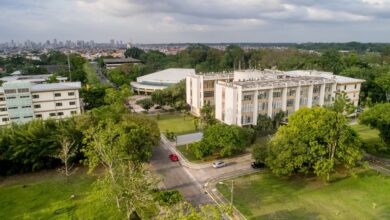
[152,113,199,135]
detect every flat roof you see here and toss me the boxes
[286,70,365,84]
[103,58,141,64]
[137,68,195,85]
[130,82,167,90]
[0,74,67,82]
[32,82,81,92]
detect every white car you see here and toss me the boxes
[212,161,226,168]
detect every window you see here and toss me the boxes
[54,93,61,97]
[0,97,4,101]
[57,112,64,116]
[273,89,282,98]
[6,96,16,100]
[204,91,214,98]
[56,103,63,107]
[8,106,18,110]
[313,85,321,93]
[288,89,296,96]
[0,108,6,112]
[258,91,268,100]
[68,92,75,96]
[258,102,268,111]
[24,116,33,119]
[344,85,347,90]
[4,89,16,94]
[49,113,56,117]
[32,94,39,99]
[242,104,253,112]
[10,117,20,120]
[69,101,76,106]
[71,111,77,115]
[35,114,42,118]
[354,84,357,89]
[34,104,41,109]
[18,88,29,93]
[241,116,252,124]
[2,118,9,122]
[243,94,253,101]
[325,84,332,92]
[22,106,31,109]
[287,99,295,107]
[20,95,30,98]
[272,100,282,109]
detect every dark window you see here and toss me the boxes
[354,84,357,89]
[2,118,9,122]
[54,93,61,97]
[10,117,20,120]
[0,97,4,101]
[20,95,30,98]
[49,113,56,117]
[23,116,33,119]
[0,107,6,112]
[22,106,31,109]
[344,85,347,90]
[8,106,18,110]
[68,92,75,96]
[243,94,252,101]
[69,101,76,105]
[56,103,63,107]
[35,114,42,118]
[4,89,16,94]
[57,112,64,116]
[34,104,41,109]
[71,111,77,115]
[18,88,29,93]
[6,96,16,99]
[204,91,214,98]
[32,94,39,99]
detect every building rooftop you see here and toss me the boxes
[0,74,67,83]
[31,82,81,92]
[103,58,141,64]
[286,70,365,84]
[137,68,195,85]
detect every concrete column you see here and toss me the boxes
[267,88,273,118]
[307,85,314,108]
[295,85,301,111]
[282,86,288,112]
[253,90,258,126]
[319,82,326,106]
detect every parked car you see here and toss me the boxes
[169,154,179,162]
[251,161,265,169]
[212,161,226,168]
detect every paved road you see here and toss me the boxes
[150,143,213,206]
[176,132,203,146]
[90,62,116,87]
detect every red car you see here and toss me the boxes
[169,154,179,162]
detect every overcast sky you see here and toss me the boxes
[1,0,390,43]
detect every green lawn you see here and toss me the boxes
[217,169,390,220]
[351,124,390,158]
[0,169,122,220]
[152,113,199,135]
[83,63,101,85]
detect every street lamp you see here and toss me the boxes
[218,180,234,209]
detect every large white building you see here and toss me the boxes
[186,69,365,126]
[131,68,195,94]
[0,81,82,126]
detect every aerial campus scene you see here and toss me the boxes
[1,0,390,219]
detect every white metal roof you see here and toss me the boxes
[137,68,195,85]
[31,82,81,92]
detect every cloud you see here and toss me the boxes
[0,0,389,42]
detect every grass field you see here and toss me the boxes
[0,169,122,220]
[217,169,390,220]
[83,62,101,85]
[351,124,390,158]
[152,113,199,135]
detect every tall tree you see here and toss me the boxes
[266,107,363,181]
[124,47,145,59]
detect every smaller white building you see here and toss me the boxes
[0,81,82,126]
[131,68,195,94]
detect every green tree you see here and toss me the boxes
[320,50,345,74]
[331,91,357,114]
[266,107,363,181]
[136,98,154,111]
[125,47,145,59]
[200,102,216,126]
[273,111,286,129]
[360,103,390,150]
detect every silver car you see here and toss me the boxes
[212,161,226,168]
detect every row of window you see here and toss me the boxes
[4,88,30,94]
[32,91,75,99]
[1,111,78,122]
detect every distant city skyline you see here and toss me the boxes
[1,1,390,43]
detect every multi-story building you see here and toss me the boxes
[186,69,364,126]
[0,81,82,126]
[186,72,233,116]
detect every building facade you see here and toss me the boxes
[186,72,233,116]
[186,69,364,126]
[0,81,82,126]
